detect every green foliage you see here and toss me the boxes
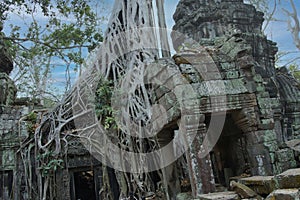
[95,78,117,130]
[289,64,300,81]
[37,151,64,177]
[25,111,37,134]
[0,0,106,101]
[43,97,57,108]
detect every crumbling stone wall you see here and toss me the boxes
[171,0,300,196]
[0,74,16,106]
[1,0,299,199]
[0,26,30,199]
[0,26,27,168]
[0,24,16,106]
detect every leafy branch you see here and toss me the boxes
[1,0,106,101]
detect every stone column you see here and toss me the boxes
[245,130,275,176]
[233,107,276,176]
[179,114,215,197]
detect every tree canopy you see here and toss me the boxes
[0,0,106,103]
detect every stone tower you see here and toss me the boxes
[171,0,300,196]
[0,24,16,106]
[1,0,299,199]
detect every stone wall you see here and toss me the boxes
[0,106,28,169]
[0,74,16,106]
[0,26,30,199]
[1,0,299,199]
[171,0,300,196]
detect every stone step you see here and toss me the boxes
[230,181,262,199]
[275,168,300,189]
[198,191,239,200]
[238,176,276,195]
[265,189,300,200]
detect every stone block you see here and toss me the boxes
[184,73,202,83]
[265,189,300,200]
[202,72,223,80]
[166,106,181,122]
[257,96,271,108]
[275,168,300,189]
[225,71,239,79]
[238,176,276,195]
[254,165,273,176]
[244,81,257,93]
[263,130,277,143]
[1,149,15,169]
[275,161,298,175]
[179,64,197,74]
[194,79,248,96]
[198,191,239,200]
[258,119,275,130]
[220,62,235,71]
[191,63,208,73]
[236,55,255,69]
[176,192,195,200]
[0,73,16,106]
[285,139,300,156]
[264,141,278,153]
[259,109,273,119]
[239,68,254,78]
[245,130,276,144]
[154,86,171,100]
[256,92,270,98]
[246,144,271,160]
[256,84,265,92]
[186,52,216,66]
[230,181,261,199]
[270,153,275,164]
[245,147,273,175]
[275,149,295,163]
[253,75,263,82]
[158,92,177,111]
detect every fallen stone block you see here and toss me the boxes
[198,191,239,200]
[176,192,194,200]
[275,168,300,189]
[230,181,262,200]
[265,189,300,200]
[286,139,300,152]
[238,176,275,195]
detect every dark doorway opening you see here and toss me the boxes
[0,170,13,200]
[72,170,96,200]
[209,114,249,187]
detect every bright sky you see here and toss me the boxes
[262,0,300,66]
[104,0,300,56]
[3,0,300,97]
[84,0,300,67]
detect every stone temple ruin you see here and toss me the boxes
[1,0,300,199]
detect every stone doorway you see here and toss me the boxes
[0,170,13,200]
[209,114,250,187]
[70,169,97,200]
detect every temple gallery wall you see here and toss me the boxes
[0,0,300,199]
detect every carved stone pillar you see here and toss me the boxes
[179,114,215,197]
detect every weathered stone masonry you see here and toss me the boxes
[0,0,300,199]
[0,29,29,199]
[171,0,300,196]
